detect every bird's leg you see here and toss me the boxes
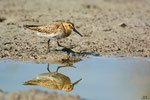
[57,40,64,47]
[47,63,51,73]
[56,65,76,72]
[47,39,50,52]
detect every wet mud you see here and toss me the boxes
[0,0,150,63]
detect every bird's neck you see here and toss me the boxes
[62,23,70,33]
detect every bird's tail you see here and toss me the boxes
[23,25,41,31]
[23,80,38,85]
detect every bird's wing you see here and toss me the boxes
[23,22,64,34]
[23,79,42,85]
[24,79,64,90]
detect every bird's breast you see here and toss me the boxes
[62,30,71,38]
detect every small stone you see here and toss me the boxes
[0,17,6,22]
[119,23,127,28]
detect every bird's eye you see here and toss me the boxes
[68,24,71,27]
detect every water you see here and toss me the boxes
[0,56,150,100]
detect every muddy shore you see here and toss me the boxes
[0,0,150,99]
[0,89,82,100]
[0,0,150,61]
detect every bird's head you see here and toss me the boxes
[63,84,74,92]
[63,22,83,37]
[62,78,82,92]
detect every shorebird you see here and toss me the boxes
[23,21,83,52]
[24,64,82,92]
[24,72,82,92]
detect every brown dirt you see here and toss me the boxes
[0,0,150,63]
[0,89,82,100]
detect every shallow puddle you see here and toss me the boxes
[0,56,150,100]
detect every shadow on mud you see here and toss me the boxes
[49,47,100,57]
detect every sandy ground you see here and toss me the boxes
[0,89,82,100]
[0,0,150,62]
[0,0,150,99]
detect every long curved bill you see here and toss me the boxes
[73,28,83,37]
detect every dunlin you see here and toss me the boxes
[24,64,82,92]
[23,21,83,52]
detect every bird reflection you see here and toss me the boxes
[24,64,82,92]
